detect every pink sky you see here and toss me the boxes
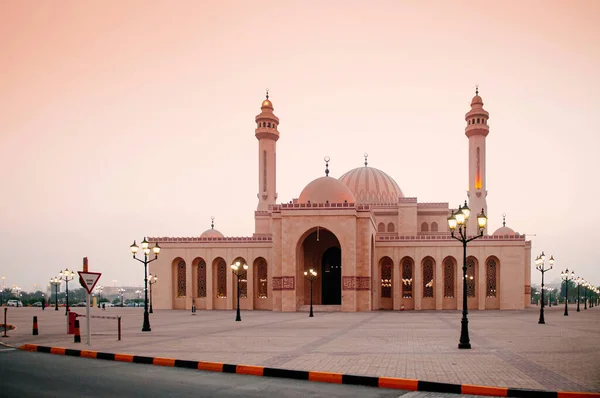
[1,1,599,292]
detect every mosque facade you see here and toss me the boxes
[149,91,532,312]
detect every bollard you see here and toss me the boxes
[2,308,7,337]
[32,316,38,335]
[117,316,121,341]
[74,319,81,343]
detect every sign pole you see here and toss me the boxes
[86,290,91,345]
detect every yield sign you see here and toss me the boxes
[78,271,102,294]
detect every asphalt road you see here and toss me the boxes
[0,349,407,397]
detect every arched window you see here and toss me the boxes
[217,259,227,298]
[235,258,248,299]
[387,222,395,233]
[197,259,206,298]
[466,257,476,297]
[421,222,429,232]
[443,258,455,298]
[402,258,413,298]
[477,118,480,123]
[431,222,438,232]
[486,258,497,298]
[378,222,385,232]
[422,258,434,298]
[177,260,186,297]
[257,258,268,299]
[381,259,392,298]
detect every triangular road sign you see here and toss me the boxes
[78,271,102,294]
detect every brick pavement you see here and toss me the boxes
[1,305,599,392]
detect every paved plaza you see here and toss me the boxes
[2,305,599,392]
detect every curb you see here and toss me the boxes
[18,344,600,398]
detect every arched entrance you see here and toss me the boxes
[322,247,342,305]
[297,227,342,308]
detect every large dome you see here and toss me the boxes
[339,166,403,204]
[298,176,356,204]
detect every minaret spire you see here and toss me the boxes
[254,90,280,235]
[364,152,368,167]
[465,87,490,235]
[324,156,330,177]
[211,216,215,229]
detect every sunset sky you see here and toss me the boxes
[1,1,599,293]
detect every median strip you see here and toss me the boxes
[18,344,600,397]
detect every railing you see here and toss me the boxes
[377,234,527,242]
[148,236,273,243]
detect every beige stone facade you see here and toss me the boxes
[149,91,532,312]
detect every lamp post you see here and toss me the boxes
[535,252,554,324]
[59,269,75,315]
[561,269,573,316]
[304,269,318,317]
[118,288,125,307]
[1,276,5,306]
[583,282,588,310]
[447,200,487,349]
[130,237,161,332]
[575,277,582,312]
[95,285,104,307]
[50,277,61,311]
[13,286,22,307]
[148,273,158,314]
[231,260,248,322]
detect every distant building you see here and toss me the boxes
[151,90,532,312]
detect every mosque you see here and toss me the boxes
[150,90,532,312]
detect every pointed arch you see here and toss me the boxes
[378,222,385,232]
[387,222,395,233]
[212,257,227,310]
[231,256,249,299]
[196,257,207,298]
[431,222,438,232]
[443,256,456,299]
[422,256,435,299]
[466,256,478,303]
[421,222,429,232]
[485,256,500,309]
[401,256,414,299]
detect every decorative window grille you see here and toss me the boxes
[387,223,395,233]
[402,259,413,298]
[486,258,497,298]
[423,258,434,298]
[431,222,438,232]
[257,259,268,298]
[381,260,392,298]
[443,258,455,298]
[177,260,186,297]
[421,222,429,232]
[378,223,385,232]
[197,259,206,298]
[217,259,227,298]
[263,150,267,192]
[466,257,476,297]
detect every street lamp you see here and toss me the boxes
[118,288,126,307]
[130,237,161,332]
[59,269,76,315]
[13,286,22,307]
[231,260,248,322]
[304,269,317,317]
[583,281,589,310]
[575,277,582,312]
[447,200,487,349]
[50,277,61,311]
[94,285,104,307]
[560,269,574,316]
[1,276,5,306]
[148,273,158,313]
[535,252,554,324]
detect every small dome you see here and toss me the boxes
[298,176,356,204]
[339,166,403,204]
[201,228,224,238]
[471,95,483,106]
[493,226,515,236]
[262,99,273,109]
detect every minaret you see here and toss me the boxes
[465,86,489,236]
[254,90,280,234]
